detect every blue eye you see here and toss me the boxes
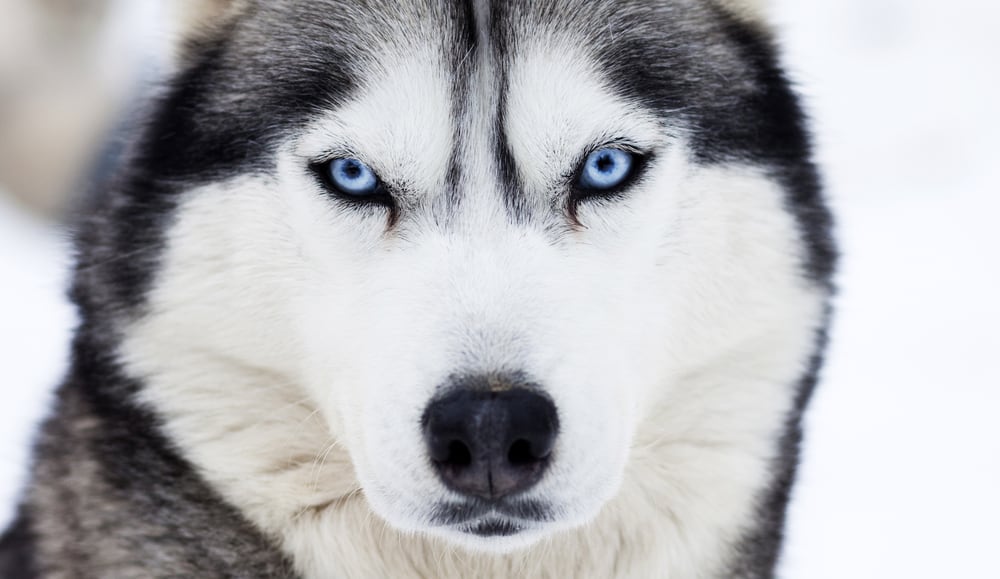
[578,148,635,191]
[327,158,379,196]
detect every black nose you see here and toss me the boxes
[422,386,559,500]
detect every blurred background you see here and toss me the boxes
[1,0,997,576]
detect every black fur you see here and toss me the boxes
[729,321,833,577]
[488,1,532,224]
[0,508,37,578]
[596,12,838,571]
[73,10,360,315]
[10,338,295,576]
[597,3,836,286]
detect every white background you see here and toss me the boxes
[1,1,998,576]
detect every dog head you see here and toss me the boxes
[103,0,830,558]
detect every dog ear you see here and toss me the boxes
[168,0,249,56]
[713,0,772,27]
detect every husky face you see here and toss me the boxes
[111,0,832,565]
[290,54,675,551]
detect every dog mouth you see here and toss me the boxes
[431,497,552,537]
[461,517,524,537]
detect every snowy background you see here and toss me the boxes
[1,1,998,576]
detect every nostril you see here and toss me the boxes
[507,439,536,465]
[446,440,472,467]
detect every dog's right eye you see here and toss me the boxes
[573,147,646,197]
[578,148,634,191]
[325,158,381,196]
[312,157,395,212]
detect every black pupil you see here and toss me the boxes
[343,162,362,179]
[595,153,615,173]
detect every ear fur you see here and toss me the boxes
[167,0,248,61]
[713,0,772,28]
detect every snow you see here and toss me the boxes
[775,1,1000,576]
[1,0,998,575]
[0,200,74,526]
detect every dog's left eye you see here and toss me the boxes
[577,148,636,191]
[325,158,380,196]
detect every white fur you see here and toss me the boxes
[121,16,823,578]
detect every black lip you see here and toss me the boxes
[463,517,524,537]
[431,498,553,526]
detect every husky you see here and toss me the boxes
[0,0,835,577]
